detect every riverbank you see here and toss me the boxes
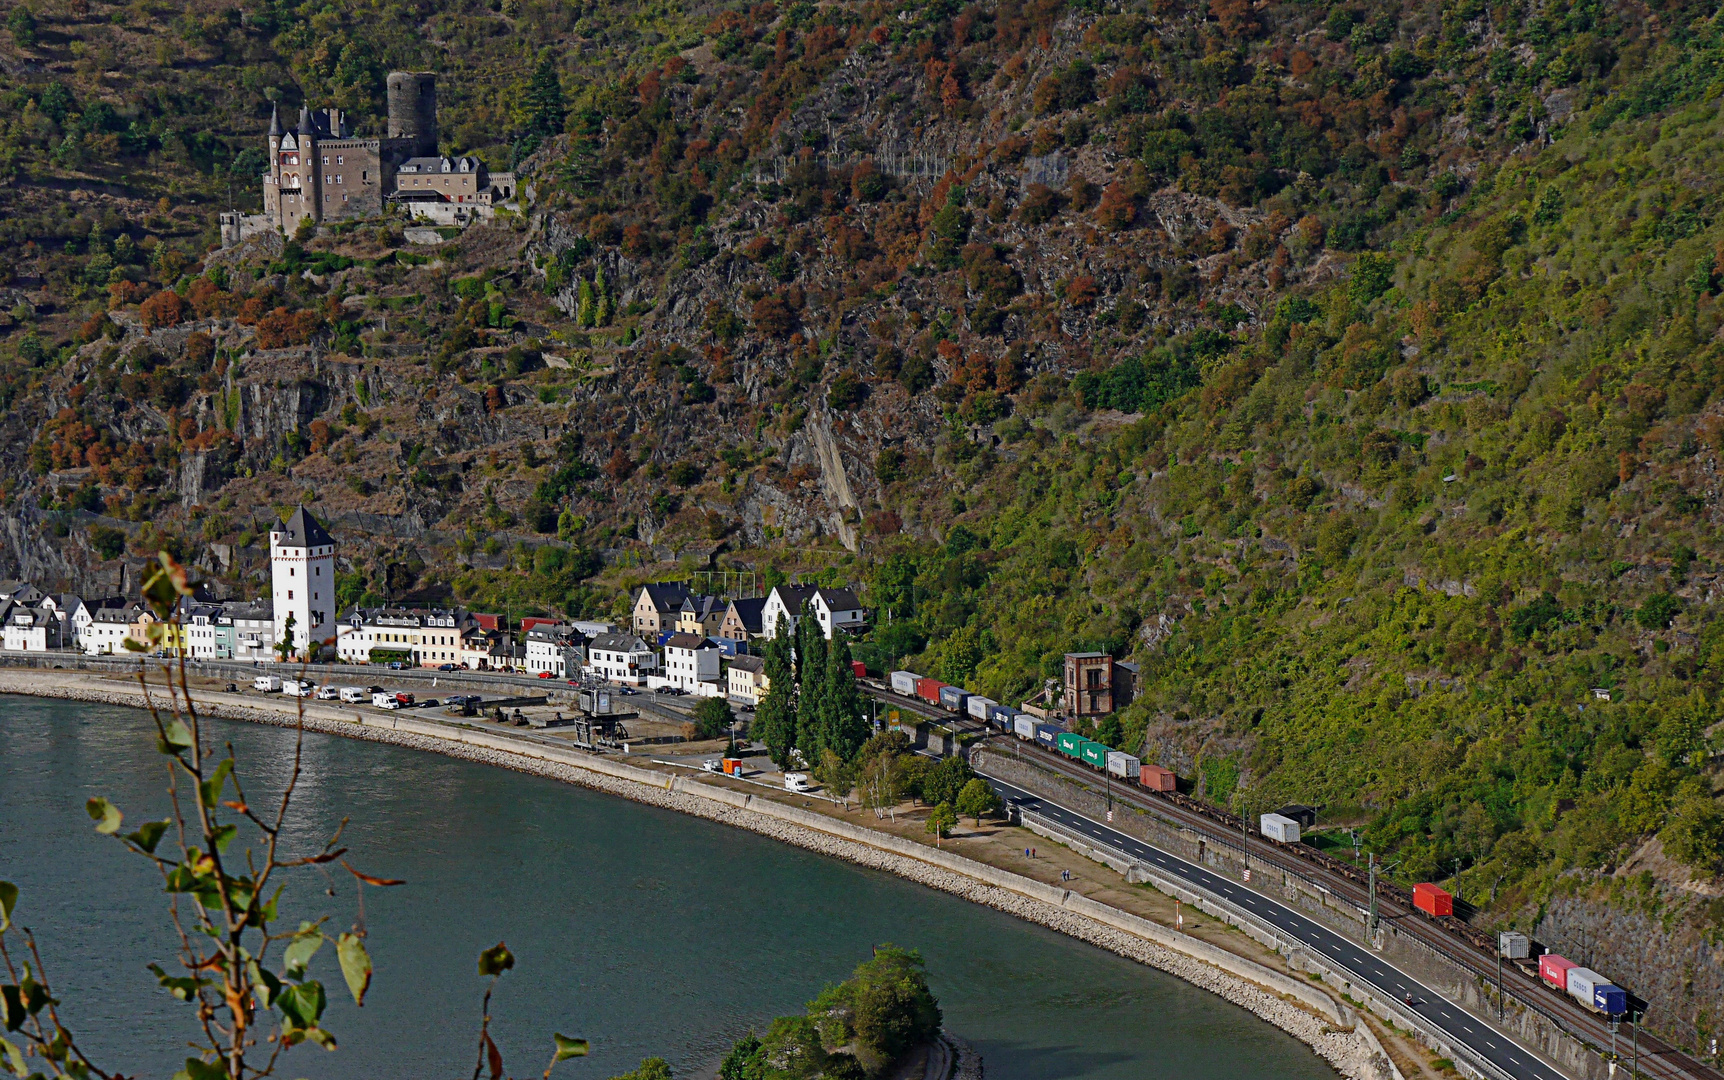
[2,670,1395,1080]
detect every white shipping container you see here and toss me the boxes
[1567,968,1606,1006]
[1013,715,1038,740]
[1260,813,1302,843]
[890,670,918,695]
[1106,751,1141,778]
[966,695,997,720]
[1498,932,1530,960]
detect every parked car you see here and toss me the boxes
[315,686,341,700]
[418,698,441,708]
[701,759,722,773]
[537,671,555,679]
[387,661,405,670]
[438,663,458,672]
[616,687,638,696]
[394,692,415,707]
[740,703,757,713]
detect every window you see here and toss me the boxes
[337,155,344,164]
[288,591,294,600]
[323,157,329,165]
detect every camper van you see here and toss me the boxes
[253,675,282,692]
[339,687,369,703]
[783,772,813,793]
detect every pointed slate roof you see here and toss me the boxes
[297,105,313,137]
[276,506,334,548]
[268,102,282,137]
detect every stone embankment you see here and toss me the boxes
[1,672,1391,1080]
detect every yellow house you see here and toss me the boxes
[727,654,770,704]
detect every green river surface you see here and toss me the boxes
[0,695,1337,1079]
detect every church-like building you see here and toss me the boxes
[231,71,516,240]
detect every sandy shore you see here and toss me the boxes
[0,669,1396,1080]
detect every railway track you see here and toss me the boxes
[979,734,1717,1080]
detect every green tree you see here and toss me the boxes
[609,1058,674,1080]
[275,611,297,662]
[923,756,973,807]
[692,695,734,739]
[820,636,870,762]
[1662,795,1724,874]
[925,801,958,839]
[1637,592,1681,630]
[755,615,799,766]
[956,778,1002,824]
[7,6,36,47]
[525,51,567,137]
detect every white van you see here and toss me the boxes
[783,772,812,793]
[315,685,341,700]
[281,680,314,698]
[372,691,397,709]
[339,686,369,703]
[253,675,282,692]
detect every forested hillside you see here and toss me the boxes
[4,0,1724,1053]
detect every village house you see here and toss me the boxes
[632,582,694,637]
[761,585,867,640]
[662,632,722,694]
[525,624,587,678]
[719,597,767,642]
[83,605,139,655]
[587,632,658,683]
[727,653,770,704]
[674,594,725,638]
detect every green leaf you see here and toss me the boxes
[552,1034,590,1061]
[283,927,324,978]
[247,960,282,1009]
[276,980,327,1030]
[85,797,122,835]
[477,942,514,977]
[0,882,15,931]
[199,760,233,809]
[171,1057,226,1080]
[336,933,372,1006]
[211,824,238,853]
[157,718,193,755]
[301,1025,337,1050]
[0,1035,25,1077]
[124,820,171,854]
[148,963,205,1002]
[0,987,19,1032]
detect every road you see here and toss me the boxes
[985,774,1566,1080]
[975,737,1710,1080]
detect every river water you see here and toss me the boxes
[0,696,1335,1080]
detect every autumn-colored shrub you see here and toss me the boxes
[139,289,187,329]
[752,294,798,338]
[1095,183,1136,230]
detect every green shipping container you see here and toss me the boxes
[1055,731,1088,758]
[1080,742,1110,769]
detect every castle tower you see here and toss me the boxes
[386,72,438,157]
[270,506,336,659]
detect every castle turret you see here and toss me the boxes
[386,72,438,157]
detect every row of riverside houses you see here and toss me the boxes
[627,580,868,702]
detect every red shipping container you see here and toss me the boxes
[1413,883,1454,917]
[1539,954,1575,990]
[915,677,947,705]
[851,660,867,678]
[1139,764,1177,791]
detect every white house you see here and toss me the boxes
[184,604,223,659]
[809,588,866,639]
[760,585,817,640]
[761,585,866,640]
[1,602,53,651]
[83,605,139,655]
[270,507,336,660]
[661,632,721,693]
[587,632,657,683]
[525,625,586,677]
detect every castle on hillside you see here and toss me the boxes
[223,71,517,243]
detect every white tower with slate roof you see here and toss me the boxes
[270,506,336,659]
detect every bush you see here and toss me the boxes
[89,525,127,559]
[1637,593,1681,630]
[693,696,733,739]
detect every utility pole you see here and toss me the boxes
[1368,853,1379,940]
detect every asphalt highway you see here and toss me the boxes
[983,773,1570,1080]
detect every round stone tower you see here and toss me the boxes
[386,72,438,156]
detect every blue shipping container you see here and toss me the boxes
[1594,985,1627,1015]
[989,704,1018,729]
[1034,724,1060,748]
[939,686,970,711]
